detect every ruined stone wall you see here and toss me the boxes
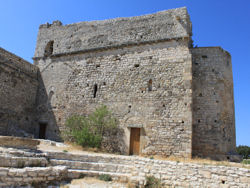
[33,7,192,58]
[0,47,39,137]
[0,146,249,187]
[0,166,67,187]
[191,47,236,160]
[34,39,193,158]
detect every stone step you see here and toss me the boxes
[47,151,137,165]
[0,147,46,158]
[49,159,133,174]
[0,154,48,168]
[68,169,131,182]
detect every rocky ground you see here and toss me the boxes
[0,136,249,187]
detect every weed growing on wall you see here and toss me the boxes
[145,176,161,188]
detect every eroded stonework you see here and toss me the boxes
[0,7,236,160]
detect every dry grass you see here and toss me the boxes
[39,141,250,169]
[63,141,112,154]
[148,155,250,169]
[38,141,115,156]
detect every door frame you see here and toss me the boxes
[38,122,47,139]
[129,128,141,155]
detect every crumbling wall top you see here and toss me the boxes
[0,47,38,78]
[34,7,192,58]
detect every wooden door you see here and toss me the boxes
[39,123,47,139]
[129,128,140,155]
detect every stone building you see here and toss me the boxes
[0,7,236,160]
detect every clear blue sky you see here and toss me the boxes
[0,0,249,146]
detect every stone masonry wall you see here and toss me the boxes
[192,47,236,160]
[55,152,250,187]
[0,166,67,187]
[34,39,193,158]
[0,47,39,137]
[33,7,191,58]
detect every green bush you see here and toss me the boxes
[145,176,161,188]
[242,159,250,165]
[98,174,112,181]
[63,105,118,148]
[236,145,250,159]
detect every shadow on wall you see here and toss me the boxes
[102,127,126,154]
[0,54,38,138]
[35,70,61,141]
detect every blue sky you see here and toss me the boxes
[0,0,249,146]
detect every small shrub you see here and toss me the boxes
[17,161,25,168]
[242,159,250,165]
[236,145,250,159]
[63,105,119,149]
[150,156,154,160]
[63,150,68,153]
[99,174,112,181]
[79,173,86,179]
[29,160,41,167]
[145,176,161,188]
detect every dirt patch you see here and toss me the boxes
[60,177,127,188]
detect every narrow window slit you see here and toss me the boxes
[148,79,152,91]
[93,84,98,98]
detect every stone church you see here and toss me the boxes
[0,7,236,160]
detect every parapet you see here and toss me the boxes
[33,7,192,58]
[0,47,38,79]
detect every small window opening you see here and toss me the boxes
[93,84,98,98]
[214,120,217,123]
[221,180,225,184]
[227,156,230,160]
[199,93,202,97]
[96,64,100,68]
[128,105,132,108]
[103,82,106,85]
[198,119,201,123]
[44,41,54,57]
[48,91,54,101]
[148,79,152,91]
[182,121,184,124]
[163,104,165,107]
[202,55,208,59]
[134,64,140,68]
